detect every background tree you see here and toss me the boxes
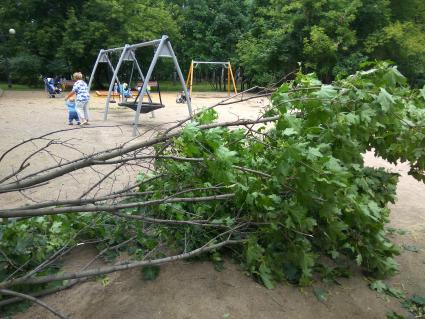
[364,0,425,85]
[0,0,425,86]
[0,0,181,85]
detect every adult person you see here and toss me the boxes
[65,72,90,125]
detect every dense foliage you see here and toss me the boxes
[1,65,424,294]
[0,0,424,85]
[139,63,425,286]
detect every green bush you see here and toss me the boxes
[9,54,42,86]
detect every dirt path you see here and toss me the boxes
[0,91,424,319]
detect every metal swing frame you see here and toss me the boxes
[186,60,238,97]
[88,35,192,136]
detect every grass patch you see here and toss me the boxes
[157,80,236,92]
[0,82,43,91]
[91,81,235,93]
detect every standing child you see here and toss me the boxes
[65,72,90,125]
[66,98,80,125]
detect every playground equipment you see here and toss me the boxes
[88,35,192,136]
[186,61,237,97]
[119,80,163,111]
[88,46,124,96]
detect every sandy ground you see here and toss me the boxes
[0,90,424,319]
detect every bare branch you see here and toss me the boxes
[113,211,230,228]
[79,162,126,199]
[0,163,30,184]
[233,165,272,178]
[0,116,279,194]
[0,125,123,164]
[0,288,68,319]
[92,155,205,165]
[0,193,235,218]
[0,239,243,288]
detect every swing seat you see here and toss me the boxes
[118,101,165,113]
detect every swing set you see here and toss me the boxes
[185,60,238,97]
[88,35,192,135]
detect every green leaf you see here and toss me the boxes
[377,88,395,112]
[383,67,406,87]
[215,145,237,163]
[98,275,110,287]
[246,240,264,266]
[386,311,405,319]
[370,280,405,299]
[142,265,160,281]
[50,221,63,233]
[410,295,425,306]
[420,86,425,101]
[314,85,337,99]
[355,254,363,265]
[386,287,405,299]
[402,295,425,318]
[313,287,328,302]
[370,280,387,293]
[196,108,218,124]
[283,128,297,136]
[325,157,343,172]
[307,147,322,160]
[259,263,275,289]
[403,244,419,253]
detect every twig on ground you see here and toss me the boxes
[0,288,68,319]
[0,239,243,288]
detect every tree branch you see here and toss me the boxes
[0,193,236,218]
[0,116,279,194]
[0,239,243,288]
[0,288,68,319]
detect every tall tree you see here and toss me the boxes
[364,0,425,84]
[237,0,425,85]
[177,0,248,62]
[237,0,370,84]
[0,0,181,84]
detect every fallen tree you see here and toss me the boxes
[1,63,425,315]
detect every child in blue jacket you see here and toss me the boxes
[66,98,80,125]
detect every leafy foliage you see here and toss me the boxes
[0,214,93,283]
[1,65,425,298]
[0,0,180,81]
[1,0,425,84]
[386,311,405,319]
[177,0,248,63]
[402,294,425,318]
[142,265,161,281]
[313,287,328,302]
[0,211,151,299]
[370,280,405,299]
[8,54,42,86]
[124,64,425,286]
[236,0,425,85]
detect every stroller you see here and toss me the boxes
[44,77,63,98]
[176,90,189,104]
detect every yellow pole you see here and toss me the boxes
[190,61,194,97]
[229,63,238,94]
[185,62,192,88]
[227,64,230,97]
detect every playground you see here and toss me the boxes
[1,1,425,317]
[0,88,424,319]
